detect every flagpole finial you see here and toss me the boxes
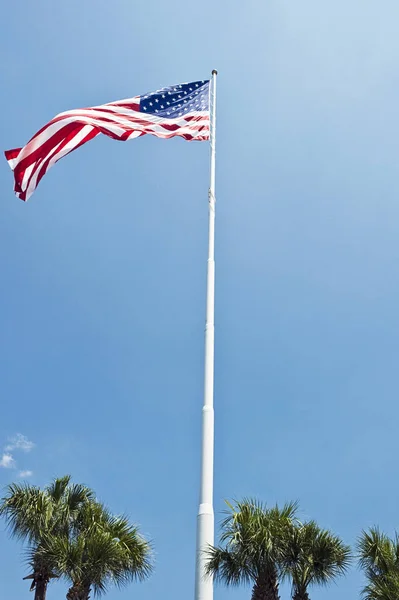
[212,69,218,75]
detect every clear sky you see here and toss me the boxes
[1,1,399,600]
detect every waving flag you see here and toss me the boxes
[5,80,210,201]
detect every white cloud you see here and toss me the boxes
[5,434,35,453]
[0,453,16,468]
[19,470,33,478]
[0,435,36,473]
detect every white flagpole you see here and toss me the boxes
[195,69,217,600]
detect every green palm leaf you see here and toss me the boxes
[282,520,351,600]
[358,528,399,600]
[206,499,298,600]
[0,475,152,600]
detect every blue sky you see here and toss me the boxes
[1,1,399,599]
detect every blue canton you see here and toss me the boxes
[139,80,210,119]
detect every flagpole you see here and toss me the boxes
[195,69,217,600]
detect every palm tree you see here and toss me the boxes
[358,528,399,600]
[35,501,153,600]
[282,520,351,600]
[205,499,298,600]
[0,475,94,600]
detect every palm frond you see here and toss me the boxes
[207,498,298,588]
[0,483,53,542]
[65,484,95,511]
[358,528,399,600]
[205,545,253,586]
[358,528,397,576]
[46,476,72,502]
[36,501,152,597]
[282,520,351,595]
[0,476,152,598]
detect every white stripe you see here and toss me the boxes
[21,163,35,191]
[127,131,143,140]
[104,96,141,107]
[6,155,20,170]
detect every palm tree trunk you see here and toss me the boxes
[66,582,91,600]
[293,591,310,600]
[23,572,49,600]
[33,577,48,600]
[252,572,280,600]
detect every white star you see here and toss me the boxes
[149,102,153,106]
[189,88,192,91]
[143,107,147,110]
[155,98,159,103]
[162,94,165,98]
[167,101,170,105]
[155,109,158,113]
[184,91,187,94]
[195,84,199,87]
[178,95,181,98]
[161,105,164,108]
[167,112,170,115]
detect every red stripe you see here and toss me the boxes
[5,148,22,162]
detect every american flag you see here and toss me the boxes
[5,80,210,201]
